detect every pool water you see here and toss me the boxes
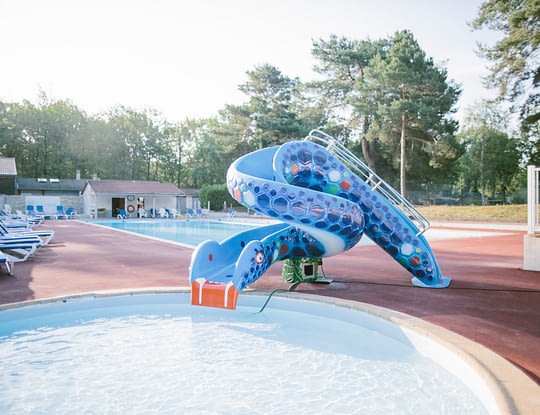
[90,219,510,250]
[0,293,493,414]
[90,219,260,247]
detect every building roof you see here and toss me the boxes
[179,188,199,197]
[0,158,17,176]
[84,180,184,196]
[17,178,86,192]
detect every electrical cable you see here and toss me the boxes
[252,282,301,314]
[322,263,539,293]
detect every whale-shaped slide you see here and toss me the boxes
[189,131,450,309]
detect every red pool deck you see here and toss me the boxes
[1,219,539,387]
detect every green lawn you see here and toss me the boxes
[416,204,528,223]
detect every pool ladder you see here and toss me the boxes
[305,129,430,237]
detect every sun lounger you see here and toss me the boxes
[0,223,54,245]
[0,252,14,275]
[117,208,128,219]
[0,237,41,262]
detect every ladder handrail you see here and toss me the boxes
[305,129,430,236]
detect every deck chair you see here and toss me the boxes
[36,205,45,216]
[55,205,68,220]
[65,207,77,219]
[159,208,169,218]
[117,208,128,219]
[185,208,194,218]
[227,207,237,218]
[0,233,42,262]
[138,208,147,218]
[0,252,14,275]
[0,222,54,245]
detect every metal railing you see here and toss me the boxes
[305,129,430,236]
[527,165,540,235]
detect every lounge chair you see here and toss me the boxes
[26,205,35,216]
[36,205,47,218]
[65,207,77,219]
[0,232,42,262]
[185,208,194,218]
[117,208,128,219]
[0,252,14,275]
[0,241,40,262]
[55,205,68,220]
[0,217,33,231]
[159,208,169,218]
[138,208,147,218]
[227,208,237,218]
[0,222,54,246]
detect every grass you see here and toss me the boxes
[416,204,528,223]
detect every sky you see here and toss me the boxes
[0,0,501,123]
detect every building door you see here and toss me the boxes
[112,197,125,216]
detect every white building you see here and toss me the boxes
[82,180,198,218]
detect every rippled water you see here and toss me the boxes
[0,294,489,414]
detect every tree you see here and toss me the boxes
[105,107,165,181]
[236,64,307,148]
[472,0,540,128]
[0,102,28,166]
[353,30,461,197]
[310,34,389,169]
[185,120,228,188]
[457,102,521,203]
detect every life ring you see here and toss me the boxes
[127,204,135,213]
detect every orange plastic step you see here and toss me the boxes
[191,278,239,310]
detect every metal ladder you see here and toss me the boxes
[305,129,430,236]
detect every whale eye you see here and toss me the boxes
[255,252,265,264]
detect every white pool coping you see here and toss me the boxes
[1,288,538,414]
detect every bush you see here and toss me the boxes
[199,184,239,211]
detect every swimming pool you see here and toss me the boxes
[89,219,262,247]
[0,291,503,414]
[88,219,510,250]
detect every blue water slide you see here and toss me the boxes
[189,131,450,309]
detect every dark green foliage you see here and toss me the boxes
[472,0,540,129]
[199,184,237,211]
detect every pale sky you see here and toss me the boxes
[0,0,500,123]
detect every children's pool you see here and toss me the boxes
[0,292,500,414]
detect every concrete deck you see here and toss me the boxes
[1,219,538,389]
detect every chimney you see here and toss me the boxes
[76,170,81,180]
[92,173,98,180]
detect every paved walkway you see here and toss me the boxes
[1,219,539,386]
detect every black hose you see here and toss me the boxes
[252,282,301,314]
